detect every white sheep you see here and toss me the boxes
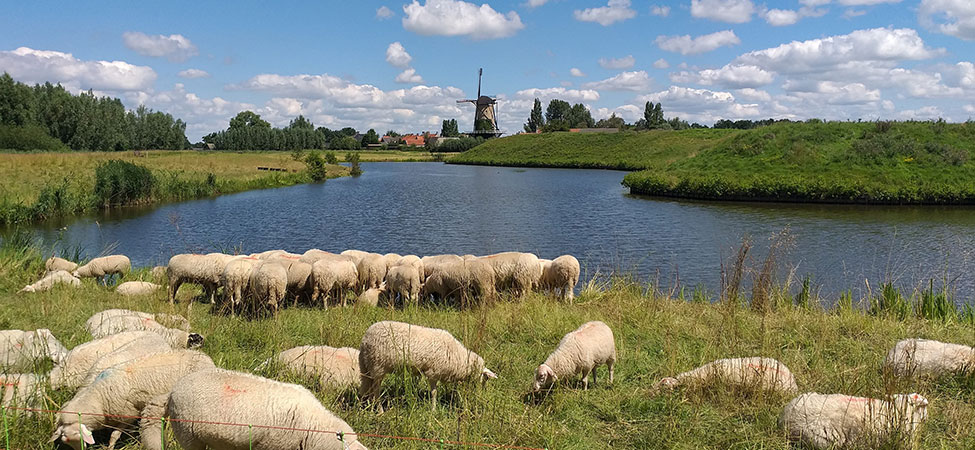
[167,253,234,304]
[654,357,799,395]
[341,249,372,265]
[420,254,463,279]
[139,368,368,450]
[311,258,358,307]
[383,252,403,271]
[357,282,386,307]
[269,255,314,304]
[72,254,131,284]
[50,349,215,450]
[532,321,616,392]
[86,309,191,331]
[396,255,424,279]
[150,265,167,280]
[262,345,361,391]
[780,392,929,449]
[49,331,171,390]
[0,373,45,417]
[19,270,81,293]
[884,338,975,378]
[539,255,581,301]
[356,253,387,292]
[45,256,78,273]
[85,310,203,349]
[359,321,498,410]
[421,259,495,305]
[248,261,288,315]
[0,328,67,372]
[300,248,347,265]
[479,252,541,297]
[386,264,422,306]
[115,281,161,296]
[220,256,259,309]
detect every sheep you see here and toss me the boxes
[300,248,347,265]
[386,264,422,306]
[167,253,234,304]
[269,256,314,304]
[220,257,259,309]
[539,255,581,301]
[654,357,799,395]
[45,256,78,273]
[85,310,203,349]
[420,259,495,306]
[479,252,541,297]
[359,321,498,410]
[420,254,463,279]
[1,373,45,417]
[0,328,67,372]
[532,321,616,392]
[383,252,404,272]
[780,392,929,449]
[311,258,358,307]
[357,282,386,307]
[139,368,368,450]
[341,249,372,265]
[49,331,171,390]
[395,254,424,279]
[72,254,131,284]
[115,281,161,296]
[150,265,167,280]
[50,349,215,450]
[18,269,81,293]
[86,309,191,332]
[884,338,975,378]
[248,261,288,315]
[262,345,361,391]
[356,253,387,292]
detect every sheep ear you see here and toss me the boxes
[80,424,95,445]
[545,366,558,380]
[911,393,929,407]
[48,426,63,443]
[482,368,498,379]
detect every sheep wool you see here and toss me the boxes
[479,252,541,297]
[0,328,67,372]
[1,373,45,416]
[49,331,171,390]
[220,257,258,307]
[383,252,404,271]
[357,283,386,307]
[884,338,975,378]
[248,261,288,314]
[167,253,234,304]
[150,265,167,280]
[19,270,81,293]
[359,321,497,410]
[269,256,314,302]
[266,345,361,390]
[533,321,616,392]
[356,253,387,292]
[780,392,929,449]
[311,258,358,307]
[85,309,203,349]
[45,256,78,273]
[341,249,372,265]
[72,254,131,282]
[420,254,463,279]
[655,357,798,395]
[539,255,581,301]
[115,281,161,296]
[386,264,422,305]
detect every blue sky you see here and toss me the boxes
[2,0,973,140]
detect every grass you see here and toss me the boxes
[1,244,974,449]
[354,150,438,162]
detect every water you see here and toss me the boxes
[20,162,975,304]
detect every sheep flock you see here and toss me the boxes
[3,250,973,449]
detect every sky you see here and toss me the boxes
[1,0,973,141]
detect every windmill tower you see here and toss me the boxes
[457,68,502,138]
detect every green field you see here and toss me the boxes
[1,241,974,449]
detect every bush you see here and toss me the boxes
[304,151,327,181]
[0,125,67,151]
[93,160,155,207]
[324,151,338,165]
[346,152,362,177]
[434,136,484,153]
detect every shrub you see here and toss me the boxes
[346,152,362,177]
[434,136,484,153]
[93,160,155,207]
[304,151,327,181]
[0,124,67,151]
[324,151,338,165]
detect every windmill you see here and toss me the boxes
[457,68,502,138]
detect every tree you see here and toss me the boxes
[287,115,314,130]
[523,98,544,133]
[362,128,379,145]
[440,119,459,137]
[595,113,625,129]
[545,99,571,123]
[385,129,400,137]
[643,102,654,129]
[229,111,270,130]
[567,103,594,128]
[304,151,327,181]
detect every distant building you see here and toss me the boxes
[400,133,438,147]
[380,135,401,145]
[569,128,620,134]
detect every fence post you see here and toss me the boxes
[160,417,166,450]
[440,438,445,450]
[2,404,9,450]
[78,413,85,450]
[248,424,253,450]
[337,431,345,449]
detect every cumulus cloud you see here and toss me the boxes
[783,80,882,104]
[919,0,975,40]
[515,87,600,102]
[690,0,755,23]
[376,6,395,19]
[574,0,637,26]
[122,31,198,62]
[0,46,156,91]
[177,68,210,79]
[395,68,425,84]
[525,0,549,7]
[570,67,586,77]
[674,64,774,88]
[653,58,669,69]
[735,88,772,102]
[650,5,671,16]
[634,86,762,123]
[598,55,635,69]
[763,9,799,25]
[402,0,524,39]
[385,42,413,68]
[582,71,652,91]
[898,105,945,120]
[656,30,741,55]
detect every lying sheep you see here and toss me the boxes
[357,253,387,292]
[1,373,45,416]
[311,258,358,307]
[73,254,131,284]
[780,392,929,449]
[221,257,258,309]
[359,321,498,410]
[85,310,203,349]
[357,282,386,307]
[387,264,422,306]
[139,368,368,450]
[262,345,361,391]
[249,261,288,315]
[45,256,78,273]
[167,253,234,304]
[539,255,581,301]
[884,338,975,378]
[19,270,81,293]
[49,331,171,390]
[654,357,799,395]
[86,309,191,331]
[115,281,161,296]
[50,349,215,450]
[532,321,616,392]
[0,328,67,372]
[480,252,541,297]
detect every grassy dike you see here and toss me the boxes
[1,243,974,449]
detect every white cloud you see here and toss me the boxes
[177,68,210,79]
[783,80,882,104]
[598,55,635,69]
[735,88,772,102]
[122,31,198,62]
[385,42,412,68]
[582,71,652,91]
[763,9,799,26]
[650,5,671,16]
[963,104,975,113]
[690,0,755,23]
[676,64,774,88]
[402,0,524,39]
[842,9,867,18]
[376,6,395,19]
[653,58,670,69]
[0,46,157,91]
[570,67,586,77]
[919,0,975,40]
[514,87,600,102]
[656,30,741,55]
[526,0,549,7]
[840,0,902,4]
[898,105,945,120]
[634,86,762,123]
[574,0,637,26]
[395,68,425,84]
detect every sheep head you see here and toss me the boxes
[531,364,558,392]
[481,367,498,387]
[49,423,95,449]
[653,377,680,393]
[187,333,205,349]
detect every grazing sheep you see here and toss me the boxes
[139,368,368,450]
[150,265,167,280]
[115,281,161,296]
[220,257,258,309]
[884,338,975,378]
[539,255,581,301]
[269,256,314,304]
[396,254,424,279]
[50,349,215,450]
[45,256,78,273]
[420,254,463,279]
[72,255,131,284]
[262,345,361,390]
[248,261,288,315]
[357,282,386,307]
[532,321,616,392]
[386,264,422,306]
[49,331,171,390]
[654,357,799,395]
[479,252,541,297]
[85,310,203,349]
[421,259,495,305]
[253,249,290,259]
[0,373,45,417]
[383,252,403,271]
[341,249,372,265]
[300,248,346,264]
[0,328,67,372]
[167,253,234,304]
[780,392,929,449]
[356,253,387,292]
[311,258,358,307]
[359,321,498,410]
[19,270,81,293]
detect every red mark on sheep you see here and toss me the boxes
[223,384,247,395]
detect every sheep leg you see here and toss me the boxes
[608,361,615,384]
[107,429,122,450]
[581,370,590,390]
[168,279,181,304]
[430,380,438,411]
[591,368,597,387]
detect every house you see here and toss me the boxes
[381,135,401,145]
[400,133,438,147]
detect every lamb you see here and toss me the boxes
[49,331,171,390]
[167,253,235,303]
[262,345,361,391]
[0,373,45,417]
[45,256,78,273]
[0,328,67,372]
[780,392,929,449]
[356,253,387,292]
[386,264,422,306]
[884,338,975,378]
[139,368,368,450]
[50,349,215,450]
[479,252,541,297]
[359,321,498,410]
[532,321,616,392]
[357,282,386,307]
[311,258,358,307]
[115,281,161,296]
[85,309,203,349]
[248,261,288,315]
[538,255,581,301]
[420,254,463,279]
[220,257,258,309]
[72,254,131,284]
[18,270,81,293]
[654,357,799,395]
